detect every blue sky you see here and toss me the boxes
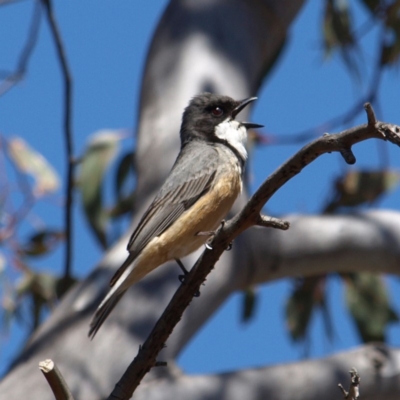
[1,0,399,377]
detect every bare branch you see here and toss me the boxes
[41,0,75,282]
[107,107,400,399]
[271,56,384,146]
[225,104,400,239]
[0,0,28,6]
[377,123,400,146]
[0,1,41,96]
[39,359,75,400]
[338,368,360,400]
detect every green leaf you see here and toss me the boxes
[108,190,136,219]
[109,151,136,219]
[114,151,135,199]
[78,130,126,248]
[323,0,360,77]
[18,229,64,257]
[324,169,400,212]
[324,0,353,51]
[15,271,57,302]
[241,287,258,323]
[7,137,60,196]
[359,0,381,15]
[15,270,58,330]
[1,295,18,333]
[380,26,400,66]
[285,276,327,341]
[320,292,335,342]
[1,264,77,333]
[344,273,399,342]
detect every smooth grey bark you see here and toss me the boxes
[2,1,399,399]
[132,344,400,400]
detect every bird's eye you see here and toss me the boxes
[211,106,223,117]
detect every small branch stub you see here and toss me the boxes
[256,215,290,230]
[364,102,376,126]
[338,368,360,400]
[339,147,356,165]
[39,359,74,400]
[154,361,168,367]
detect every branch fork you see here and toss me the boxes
[102,104,400,399]
[38,102,399,399]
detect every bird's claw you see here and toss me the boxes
[178,273,201,297]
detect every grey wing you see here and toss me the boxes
[127,169,217,255]
[109,144,219,287]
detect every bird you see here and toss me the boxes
[88,93,262,338]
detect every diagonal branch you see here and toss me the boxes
[224,103,398,237]
[41,0,75,283]
[107,104,400,399]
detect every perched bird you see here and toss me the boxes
[89,93,262,338]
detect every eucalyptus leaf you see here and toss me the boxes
[7,137,60,197]
[78,130,127,248]
[359,0,381,15]
[115,151,135,199]
[19,229,64,257]
[241,287,258,323]
[324,169,400,212]
[108,190,136,218]
[285,276,327,341]
[323,0,360,77]
[345,273,399,342]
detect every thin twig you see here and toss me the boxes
[0,0,29,8]
[41,0,74,281]
[39,359,75,400]
[0,0,41,96]
[338,368,360,399]
[272,12,389,148]
[269,62,383,146]
[106,105,400,399]
[0,136,36,241]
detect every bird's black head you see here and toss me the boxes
[180,93,262,150]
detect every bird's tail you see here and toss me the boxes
[88,253,136,339]
[88,288,126,339]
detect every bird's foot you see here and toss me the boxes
[197,220,228,250]
[197,220,232,251]
[176,258,200,297]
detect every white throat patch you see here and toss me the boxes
[214,119,248,161]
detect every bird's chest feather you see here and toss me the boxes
[169,156,242,258]
[154,158,242,260]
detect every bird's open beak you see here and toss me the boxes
[241,122,264,129]
[232,97,263,129]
